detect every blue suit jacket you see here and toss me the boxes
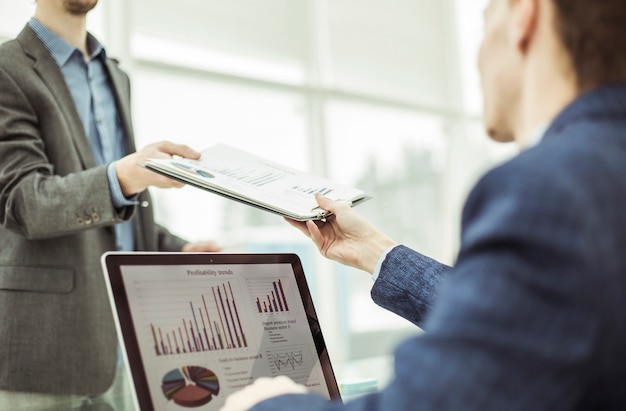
[252,83,626,410]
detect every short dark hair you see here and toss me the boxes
[551,0,626,91]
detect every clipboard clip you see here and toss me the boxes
[312,207,330,222]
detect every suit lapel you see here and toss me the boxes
[18,25,97,169]
[105,57,145,249]
[105,59,137,153]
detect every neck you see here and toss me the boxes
[35,3,89,55]
[516,65,577,149]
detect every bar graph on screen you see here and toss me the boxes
[266,344,317,383]
[245,277,296,315]
[148,281,249,356]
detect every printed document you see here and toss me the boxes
[142,143,370,221]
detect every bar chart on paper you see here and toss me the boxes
[245,277,296,315]
[144,280,250,356]
[208,164,286,187]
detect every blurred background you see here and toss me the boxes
[1,0,515,387]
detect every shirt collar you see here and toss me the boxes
[28,17,106,67]
[524,123,549,149]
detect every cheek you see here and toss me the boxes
[481,69,519,143]
[477,39,487,75]
[477,35,494,95]
[477,33,511,106]
[478,53,508,140]
[477,41,494,111]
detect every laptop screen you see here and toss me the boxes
[101,252,340,410]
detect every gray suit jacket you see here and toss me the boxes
[0,25,187,395]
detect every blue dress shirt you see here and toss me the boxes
[29,18,135,251]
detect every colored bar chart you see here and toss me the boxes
[291,185,334,196]
[246,277,292,314]
[151,281,249,356]
[207,165,285,187]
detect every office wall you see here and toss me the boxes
[0,0,515,373]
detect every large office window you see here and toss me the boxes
[1,0,516,385]
[0,2,36,39]
[131,68,310,239]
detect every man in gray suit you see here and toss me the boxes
[0,0,221,407]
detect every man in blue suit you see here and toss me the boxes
[222,0,626,410]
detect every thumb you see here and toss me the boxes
[159,141,201,159]
[314,193,349,214]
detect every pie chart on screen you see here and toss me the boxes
[161,366,220,407]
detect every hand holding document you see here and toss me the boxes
[141,143,370,221]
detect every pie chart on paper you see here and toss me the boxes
[161,366,220,407]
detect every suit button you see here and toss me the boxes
[76,217,84,225]
[92,213,101,222]
[84,217,93,225]
[141,201,150,208]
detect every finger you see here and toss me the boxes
[157,174,185,188]
[157,141,201,159]
[221,393,247,411]
[284,217,312,238]
[314,193,350,214]
[306,220,325,250]
[193,241,222,252]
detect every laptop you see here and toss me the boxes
[101,252,341,410]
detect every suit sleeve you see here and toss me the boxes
[250,160,603,411]
[156,223,187,251]
[371,246,450,327]
[0,66,133,239]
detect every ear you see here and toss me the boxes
[510,0,540,54]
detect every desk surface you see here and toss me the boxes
[7,356,392,410]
